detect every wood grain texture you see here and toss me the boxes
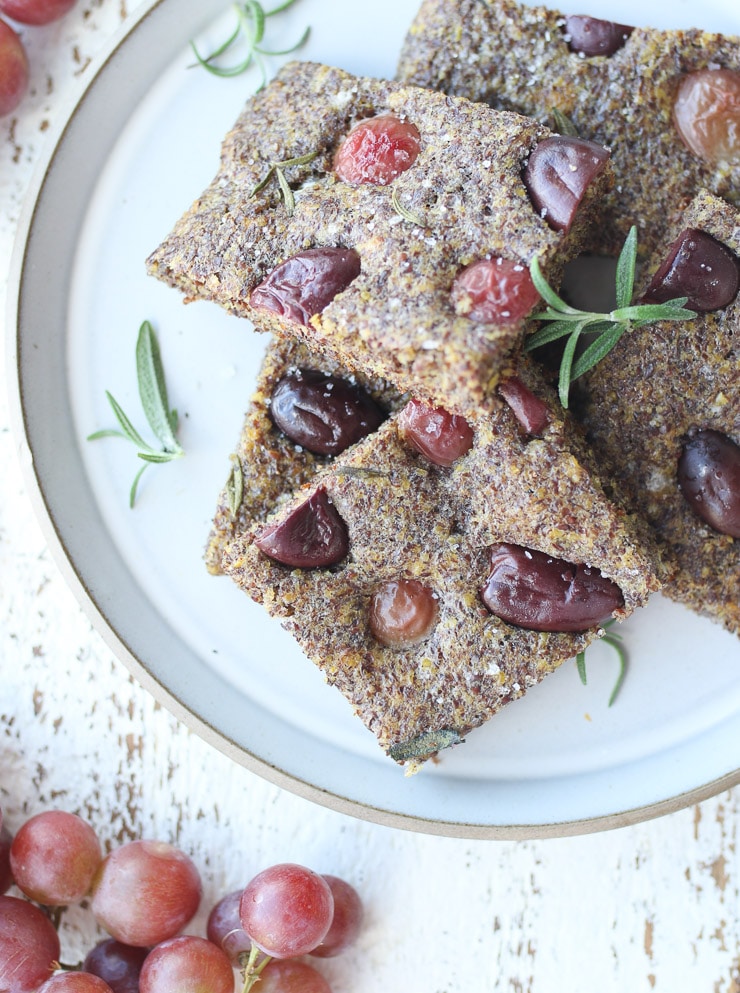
[1,3,739,990]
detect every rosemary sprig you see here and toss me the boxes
[576,620,628,707]
[87,321,184,508]
[250,150,320,216]
[190,0,310,87]
[525,226,696,408]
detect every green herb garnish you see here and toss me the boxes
[250,150,320,216]
[190,0,310,87]
[526,227,696,408]
[87,321,184,508]
[576,620,627,707]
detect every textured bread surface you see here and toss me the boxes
[580,191,739,635]
[148,60,611,415]
[206,336,404,575]
[397,0,740,258]
[222,356,662,765]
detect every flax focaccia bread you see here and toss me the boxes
[397,0,740,258]
[579,191,740,635]
[221,356,662,767]
[206,335,404,575]
[148,60,613,416]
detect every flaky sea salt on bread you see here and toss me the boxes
[220,355,662,767]
[148,60,612,416]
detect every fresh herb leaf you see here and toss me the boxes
[614,224,637,309]
[190,0,310,85]
[87,321,184,508]
[604,633,628,706]
[575,620,628,706]
[576,649,588,685]
[526,227,696,407]
[250,149,320,216]
[136,320,180,452]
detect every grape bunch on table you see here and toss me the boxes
[0,804,363,992]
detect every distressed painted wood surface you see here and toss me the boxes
[1,3,739,990]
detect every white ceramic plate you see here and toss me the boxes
[8,0,740,839]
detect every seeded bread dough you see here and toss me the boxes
[205,336,404,575]
[221,355,662,766]
[147,60,612,416]
[579,191,739,635]
[396,0,740,259]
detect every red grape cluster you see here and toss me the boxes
[0,0,78,117]
[0,805,363,993]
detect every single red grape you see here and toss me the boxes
[206,889,251,964]
[334,114,421,186]
[82,938,149,993]
[368,579,439,648]
[0,825,14,894]
[0,0,78,25]
[310,875,363,957]
[450,257,540,324]
[91,840,202,947]
[239,863,334,959]
[0,894,61,993]
[0,17,28,117]
[673,68,740,165]
[398,398,474,466]
[138,935,234,993]
[37,975,115,992]
[257,959,332,993]
[10,810,102,906]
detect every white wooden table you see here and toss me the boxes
[1,3,739,990]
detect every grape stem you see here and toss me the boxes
[241,944,272,992]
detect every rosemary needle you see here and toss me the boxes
[526,227,696,408]
[575,621,628,707]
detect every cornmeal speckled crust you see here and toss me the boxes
[222,357,662,766]
[205,336,404,575]
[147,61,612,416]
[397,0,740,258]
[580,191,739,635]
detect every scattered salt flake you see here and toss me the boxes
[331,88,355,109]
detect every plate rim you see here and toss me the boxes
[6,0,740,840]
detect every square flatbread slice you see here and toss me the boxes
[397,0,740,257]
[220,356,662,767]
[148,60,612,416]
